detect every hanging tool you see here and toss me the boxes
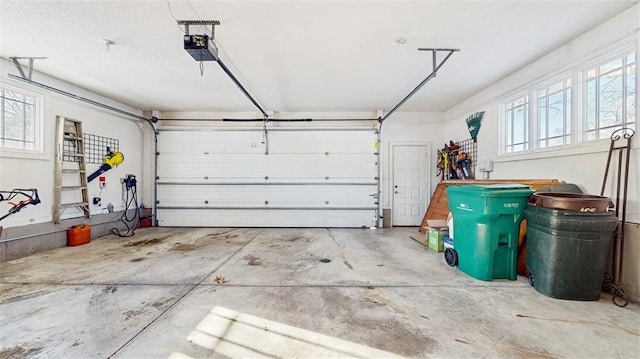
[600,127,635,308]
[88,149,124,183]
[111,174,140,237]
[465,111,485,142]
[0,188,41,222]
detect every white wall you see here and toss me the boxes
[442,5,640,302]
[380,111,444,212]
[0,58,146,228]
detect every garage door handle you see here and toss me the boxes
[394,191,398,194]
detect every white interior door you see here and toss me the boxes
[156,124,379,227]
[392,143,429,226]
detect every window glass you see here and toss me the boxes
[626,63,636,126]
[537,79,571,148]
[1,86,40,152]
[504,95,529,153]
[600,58,622,74]
[586,79,596,131]
[585,52,635,140]
[4,89,24,102]
[626,54,636,64]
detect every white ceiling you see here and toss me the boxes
[0,1,637,116]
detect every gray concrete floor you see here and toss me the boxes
[1,227,639,359]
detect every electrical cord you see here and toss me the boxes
[0,188,40,222]
[111,181,140,237]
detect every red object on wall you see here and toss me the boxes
[67,224,91,246]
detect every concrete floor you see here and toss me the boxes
[0,227,639,359]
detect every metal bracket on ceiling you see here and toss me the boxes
[379,48,459,123]
[9,57,47,80]
[417,48,459,74]
[177,20,221,39]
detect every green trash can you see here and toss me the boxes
[447,184,534,281]
[524,204,617,300]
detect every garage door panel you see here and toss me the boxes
[157,155,268,178]
[158,129,377,155]
[158,176,375,184]
[157,184,377,208]
[158,130,265,154]
[268,131,377,153]
[158,154,376,180]
[157,209,376,228]
[157,126,378,227]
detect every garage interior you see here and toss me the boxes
[0,1,639,358]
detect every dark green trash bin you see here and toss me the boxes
[447,184,534,281]
[524,204,617,300]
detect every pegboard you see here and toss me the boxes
[457,138,477,170]
[83,133,119,164]
[437,138,477,181]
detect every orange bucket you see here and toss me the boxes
[67,224,91,246]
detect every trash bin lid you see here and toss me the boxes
[447,184,534,197]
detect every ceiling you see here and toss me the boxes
[0,1,637,116]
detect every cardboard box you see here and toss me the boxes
[427,220,448,252]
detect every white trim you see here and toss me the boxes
[494,137,639,163]
[533,75,573,149]
[498,36,638,159]
[580,50,636,141]
[500,93,530,156]
[0,81,46,160]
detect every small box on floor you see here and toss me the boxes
[427,220,448,252]
[67,224,91,246]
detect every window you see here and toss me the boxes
[537,79,571,148]
[1,86,41,153]
[504,95,529,153]
[500,44,637,156]
[585,53,636,140]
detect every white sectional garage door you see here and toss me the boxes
[156,125,378,227]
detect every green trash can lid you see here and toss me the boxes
[476,184,530,189]
[447,184,534,196]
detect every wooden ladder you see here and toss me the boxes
[53,116,90,223]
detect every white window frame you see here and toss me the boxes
[498,38,637,158]
[0,82,45,159]
[534,76,573,149]
[501,93,530,154]
[580,48,636,143]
